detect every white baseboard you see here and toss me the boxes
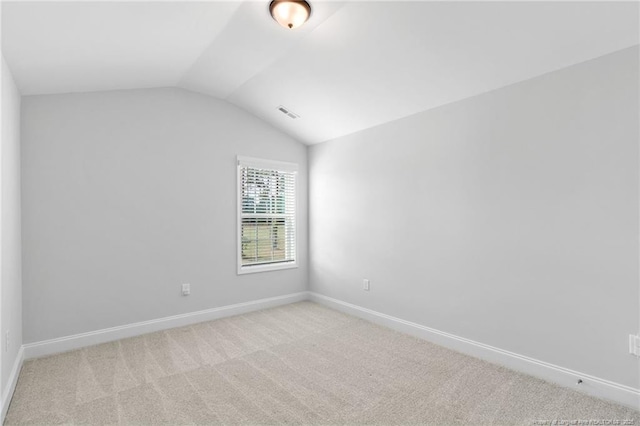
[13,290,640,412]
[1,346,24,424]
[23,292,308,360]
[308,292,640,411]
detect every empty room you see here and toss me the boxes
[0,0,638,424]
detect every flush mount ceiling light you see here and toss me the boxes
[269,0,311,29]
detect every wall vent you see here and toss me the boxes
[277,105,299,119]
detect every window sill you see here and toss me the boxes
[237,261,298,275]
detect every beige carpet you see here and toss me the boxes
[5,301,638,425]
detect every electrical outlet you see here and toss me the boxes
[363,279,370,291]
[629,334,640,356]
[181,283,190,296]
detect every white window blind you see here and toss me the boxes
[237,156,297,274]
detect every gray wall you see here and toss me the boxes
[21,87,308,343]
[309,47,639,389]
[1,55,23,393]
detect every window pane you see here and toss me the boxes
[238,158,297,273]
[241,218,287,265]
[241,168,289,215]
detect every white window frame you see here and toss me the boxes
[237,156,298,275]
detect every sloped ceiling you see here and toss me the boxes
[2,1,638,145]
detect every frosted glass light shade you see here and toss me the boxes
[269,0,311,29]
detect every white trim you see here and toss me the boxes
[23,292,308,360]
[11,291,640,413]
[237,156,298,172]
[1,346,23,424]
[308,292,640,410]
[237,261,298,275]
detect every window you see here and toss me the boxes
[237,156,297,274]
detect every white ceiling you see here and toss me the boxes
[2,1,638,145]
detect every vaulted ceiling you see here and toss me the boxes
[2,1,638,145]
